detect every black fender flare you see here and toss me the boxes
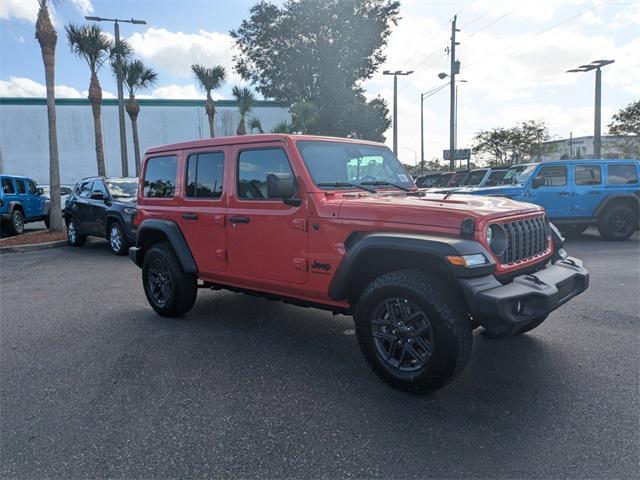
[593,193,640,218]
[104,212,125,235]
[7,201,23,214]
[135,219,197,273]
[328,232,495,301]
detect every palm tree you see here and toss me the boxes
[271,120,292,134]
[35,0,62,232]
[232,86,256,135]
[66,23,112,176]
[248,117,264,134]
[191,64,226,138]
[114,59,158,176]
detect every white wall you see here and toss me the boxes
[0,98,290,184]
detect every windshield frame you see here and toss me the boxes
[503,164,537,185]
[294,139,415,192]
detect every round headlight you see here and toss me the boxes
[487,224,508,257]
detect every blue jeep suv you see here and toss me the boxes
[1,174,49,235]
[468,159,640,240]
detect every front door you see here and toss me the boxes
[529,165,572,219]
[227,145,308,285]
[178,149,228,274]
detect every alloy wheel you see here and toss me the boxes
[14,212,24,233]
[371,298,434,372]
[110,225,122,252]
[68,222,76,243]
[147,259,173,307]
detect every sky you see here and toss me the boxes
[1,0,639,166]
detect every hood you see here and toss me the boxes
[112,197,137,206]
[335,192,542,231]
[469,184,526,196]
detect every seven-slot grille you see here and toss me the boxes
[502,216,548,264]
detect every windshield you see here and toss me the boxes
[433,173,453,187]
[486,170,508,186]
[106,179,138,199]
[503,165,537,185]
[463,170,487,186]
[296,140,414,190]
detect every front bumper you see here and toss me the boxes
[459,256,589,336]
[129,246,142,267]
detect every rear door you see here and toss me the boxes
[88,179,109,236]
[573,163,603,217]
[68,180,94,234]
[226,144,308,285]
[177,148,228,274]
[529,165,572,218]
[15,179,32,219]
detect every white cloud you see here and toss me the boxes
[69,0,93,16]
[151,84,202,99]
[467,0,591,24]
[0,0,38,23]
[606,37,640,95]
[126,28,244,85]
[0,76,84,98]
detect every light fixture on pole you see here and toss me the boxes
[567,59,614,159]
[85,15,147,177]
[383,70,413,156]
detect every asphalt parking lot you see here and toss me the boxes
[1,228,639,479]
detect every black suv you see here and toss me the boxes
[64,177,138,255]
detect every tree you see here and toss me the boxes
[290,101,319,133]
[114,59,158,176]
[230,0,400,141]
[191,65,226,138]
[35,0,62,232]
[248,117,264,134]
[608,99,640,158]
[271,120,292,133]
[231,86,256,135]
[66,23,113,177]
[472,121,550,166]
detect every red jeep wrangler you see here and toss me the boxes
[129,135,588,392]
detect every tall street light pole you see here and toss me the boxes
[420,82,449,174]
[383,70,413,156]
[448,15,460,172]
[86,15,147,177]
[567,59,614,159]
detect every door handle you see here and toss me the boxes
[182,212,198,220]
[559,191,570,197]
[229,216,250,224]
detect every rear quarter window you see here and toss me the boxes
[2,178,15,194]
[144,155,178,198]
[607,164,638,185]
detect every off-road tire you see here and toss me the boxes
[9,209,25,235]
[514,313,549,335]
[560,224,588,238]
[597,205,636,241]
[108,221,128,256]
[66,219,86,247]
[354,270,473,394]
[142,243,197,317]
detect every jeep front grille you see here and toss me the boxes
[503,216,548,264]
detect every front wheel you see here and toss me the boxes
[597,205,636,241]
[354,270,472,394]
[142,243,197,317]
[108,222,128,256]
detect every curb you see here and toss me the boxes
[0,239,68,254]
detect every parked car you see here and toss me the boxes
[414,172,441,188]
[0,174,49,235]
[38,184,74,216]
[432,172,454,187]
[129,134,588,393]
[462,168,510,187]
[468,159,640,240]
[63,177,138,254]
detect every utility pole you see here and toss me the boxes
[86,15,147,177]
[420,92,424,169]
[383,70,413,156]
[449,15,460,172]
[566,59,614,159]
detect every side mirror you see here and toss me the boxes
[267,173,301,206]
[90,191,105,200]
[531,177,544,189]
[37,187,44,195]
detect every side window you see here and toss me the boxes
[575,165,601,185]
[79,181,93,198]
[91,180,108,197]
[28,181,38,194]
[608,164,638,185]
[186,151,225,199]
[2,178,15,194]
[144,155,177,198]
[16,180,27,194]
[535,166,567,186]
[238,148,294,199]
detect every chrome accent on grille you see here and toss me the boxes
[502,216,548,264]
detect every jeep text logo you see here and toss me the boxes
[311,260,331,271]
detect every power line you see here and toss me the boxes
[467,3,522,37]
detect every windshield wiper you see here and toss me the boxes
[360,180,412,192]
[317,182,377,193]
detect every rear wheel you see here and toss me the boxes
[9,209,25,235]
[354,270,472,394]
[560,223,588,237]
[66,219,86,247]
[142,243,197,317]
[108,222,128,256]
[597,205,636,241]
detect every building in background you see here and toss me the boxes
[0,97,290,184]
[541,135,639,161]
